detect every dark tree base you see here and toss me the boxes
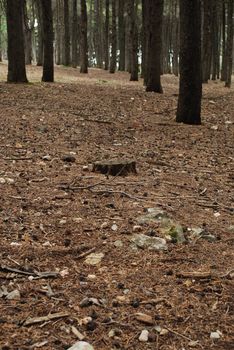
[93,159,137,176]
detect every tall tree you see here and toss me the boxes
[225,0,233,88]
[109,0,117,73]
[80,0,88,73]
[6,0,28,83]
[144,0,163,92]
[63,0,70,66]
[104,0,109,70]
[71,0,78,68]
[118,0,125,71]
[35,0,43,66]
[128,0,139,81]
[41,0,54,82]
[202,0,212,83]
[176,0,202,124]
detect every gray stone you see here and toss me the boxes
[67,341,94,350]
[131,234,167,251]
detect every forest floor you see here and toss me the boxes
[0,63,233,350]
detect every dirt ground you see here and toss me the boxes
[0,63,233,350]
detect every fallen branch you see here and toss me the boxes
[24,312,69,326]
[0,265,59,279]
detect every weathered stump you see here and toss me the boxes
[92,159,137,176]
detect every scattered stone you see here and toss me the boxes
[137,207,170,225]
[210,331,222,340]
[133,225,142,232]
[135,313,154,325]
[6,289,21,300]
[59,219,67,224]
[67,341,94,350]
[73,217,83,223]
[85,253,104,265]
[131,234,167,251]
[101,222,108,229]
[87,274,96,281]
[61,154,76,163]
[211,125,218,130]
[139,329,149,342]
[108,328,122,338]
[42,155,51,161]
[188,340,199,347]
[114,240,123,248]
[71,326,85,340]
[111,224,118,231]
[93,159,137,176]
[228,225,234,233]
[154,326,162,333]
[214,212,221,217]
[0,178,6,184]
[160,328,169,336]
[161,224,185,243]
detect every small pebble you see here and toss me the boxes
[139,329,149,342]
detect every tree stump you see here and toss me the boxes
[92,159,137,176]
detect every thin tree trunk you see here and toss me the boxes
[72,0,78,68]
[118,0,125,71]
[128,0,138,81]
[36,0,43,66]
[80,0,88,73]
[176,0,202,124]
[41,0,54,82]
[63,0,70,65]
[104,0,109,70]
[109,0,117,73]
[225,0,233,87]
[6,0,28,83]
[202,0,212,83]
[221,1,227,81]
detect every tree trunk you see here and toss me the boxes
[211,0,219,81]
[221,1,227,81]
[36,0,43,66]
[80,0,88,73]
[0,13,2,62]
[41,0,54,82]
[176,0,202,124]
[94,0,104,68]
[63,0,70,65]
[145,0,163,92]
[109,0,117,73]
[128,0,139,81]
[104,0,109,70]
[202,0,212,83]
[72,0,78,68]
[118,0,125,71]
[23,0,33,65]
[225,0,233,87]
[6,0,28,83]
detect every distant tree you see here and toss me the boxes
[202,0,212,83]
[127,0,138,81]
[80,0,88,73]
[63,0,70,66]
[71,0,78,68]
[144,0,163,92]
[6,0,28,83]
[104,0,109,70]
[225,0,233,88]
[41,0,54,82]
[109,0,117,73]
[176,0,202,124]
[118,0,125,71]
[35,0,43,66]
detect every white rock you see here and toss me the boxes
[114,240,123,248]
[139,329,149,342]
[67,341,94,350]
[111,224,118,231]
[85,253,104,265]
[0,178,6,184]
[87,274,96,280]
[214,212,221,218]
[210,331,222,339]
[133,225,142,232]
[100,222,108,229]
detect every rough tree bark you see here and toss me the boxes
[202,0,212,83]
[36,0,43,66]
[80,0,88,73]
[6,0,28,83]
[145,0,163,92]
[41,0,54,82]
[176,0,202,124]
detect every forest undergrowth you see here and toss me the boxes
[0,63,233,350]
